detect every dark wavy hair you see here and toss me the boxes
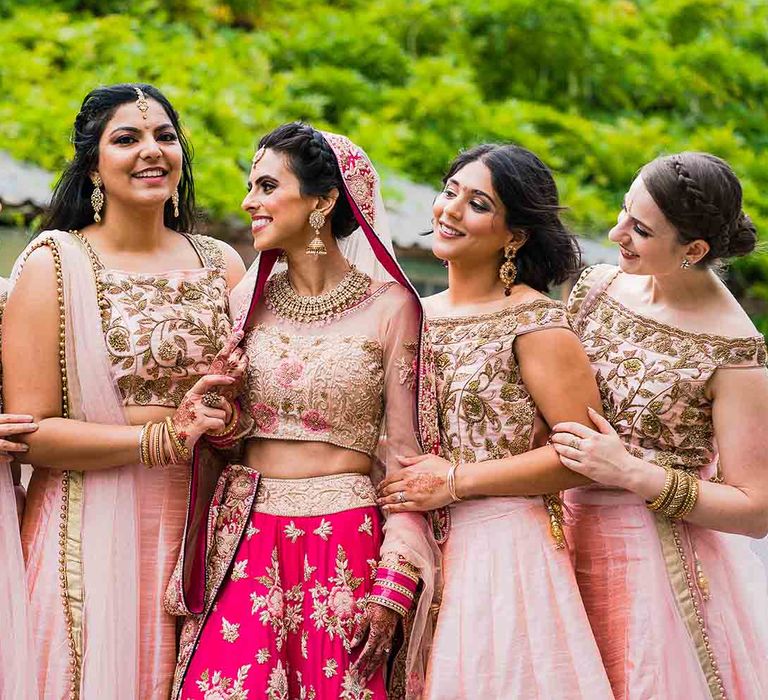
[41,83,196,233]
[641,152,756,264]
[257,122,358,239]
[441,144,581,293]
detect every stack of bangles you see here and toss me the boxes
[368,553,420,617]
[646,466,700,519]
[206,400,243,449]
[139,417,190,468]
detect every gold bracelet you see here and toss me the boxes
[664,469,690,518]
[139,422,152,466]
[676,473,699,519]
[647,467,675,511]
[165,416,191,462]
[447,463,462,503]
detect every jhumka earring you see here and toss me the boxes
[91,173,104,223]
[171,188,180,218]
[306,210,328,256]
[499,242,520,296]
[680,258,691,269]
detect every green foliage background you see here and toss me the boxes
[1,0,767,328]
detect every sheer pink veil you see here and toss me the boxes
[12,232,145,697]
[227,131,443,695]
[0,276,38,699]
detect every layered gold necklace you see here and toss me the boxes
[265,265,371,323]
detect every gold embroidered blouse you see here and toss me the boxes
[91,235,231,408]
[242,279,422,462]
[429,299,572,465]
[569,264,767,475]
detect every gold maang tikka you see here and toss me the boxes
[253,147,266,166]
[134,86,149,120]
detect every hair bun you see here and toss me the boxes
[726,212,758,257]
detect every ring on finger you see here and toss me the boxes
[569,437,581,450]
[202,391,223,408]
[397,491,406,504]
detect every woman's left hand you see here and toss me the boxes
[377,454,453,512]
[351,602,399,682]
[550,406,638,489]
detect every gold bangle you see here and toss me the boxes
[165,416,191,462]
[139,422,151,466]
[647,467,675,511]
[677,473,699,519]
[447,463,462,503]
[664,469,690,518]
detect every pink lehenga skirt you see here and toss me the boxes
[565,487,768,700]
[424,496,613,700]
[179,473,388,700]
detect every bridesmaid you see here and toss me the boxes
[4,83,245,699]
[551,152,768,699]
[378,144,613,698]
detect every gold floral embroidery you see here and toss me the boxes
[340,669,374,700]
[301,629,309,659]
[429,299,569,464]
[284,522,306,543]
[310,544,366,651]
[266,660,289,700]
[195,665,251,699]
[323,658,339,678]
[358,514,373,535]
[256,648,271,664]
[244,326,384,454]
[297,671,317,700]
[397,341,418,389]
[313,518,333,540]
[231,559,248,582]
[220,617,240,643]
[249,548,304,650]
[573,271,767,473]
[94,234,230,407]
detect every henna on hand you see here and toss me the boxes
[352,603,398,682]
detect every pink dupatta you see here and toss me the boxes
[14,231,184,698]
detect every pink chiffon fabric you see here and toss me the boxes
[566,264,768,700]
[180,474,387,699]
[14,231,228,699]
[0,278,39,700]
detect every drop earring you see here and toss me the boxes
[171,188,180,218]
[90,173,104,223]
[306,210,328,256]
[499,243,519,296]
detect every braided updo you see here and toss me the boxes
[257,122,358,239]
[641,152,757,263]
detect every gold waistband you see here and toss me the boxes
[254,472,377,517]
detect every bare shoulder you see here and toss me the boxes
[421,289,450,317]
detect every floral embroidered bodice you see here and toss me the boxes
[569,264,767,475]
[429,299,571,465]
[242,279,421,460]
[93,235,231,408]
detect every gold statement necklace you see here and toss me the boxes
[266,265,371,323]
